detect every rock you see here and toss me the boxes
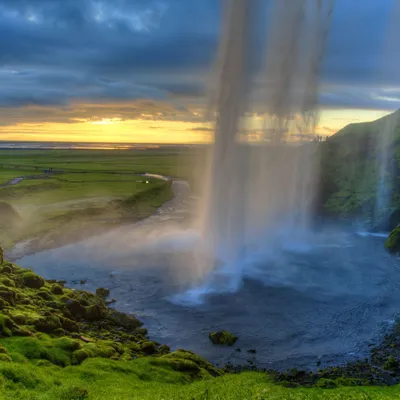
[73,349,89,364]
[80,280,87,285]
[0,246,3,265]
[0,287,16,306]
[247,349,257,354]
[96,288,110,298]
[61,317,80,333]
[158,344,171,354]
[209,330,238,346]
[57,280,67,286]
[23,272,45,289]
[34,315,62,333]
[385,227,400,253]
[141,341,157,355]
[37,291,52,300]
[108,310,142,330]
[79,335,94,343]
[106,298,116,305]
[51,284,64,295]
[1,265,12,274]
[84,304,108,321]
[66,299,86,318]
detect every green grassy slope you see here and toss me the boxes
[317,110,400,229]
[0,151,177,251]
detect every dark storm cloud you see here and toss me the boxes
[0,0,398,117]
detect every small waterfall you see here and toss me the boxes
[193,0,335,291]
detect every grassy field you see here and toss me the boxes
[0,148,197,251]
[2,357,400,399]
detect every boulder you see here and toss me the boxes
[209,330,238,346]
[51,284,64,295]
[23,272,45,289]
[34,315,62,333]
[96,288,110,298]
[108,310,142,330]
[66,299,86,318]
[385,227,400,253]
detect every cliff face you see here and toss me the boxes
[317,110,400,230]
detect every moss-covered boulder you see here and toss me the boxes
[22,272,45,289]
[96,288,110,298]
[385,227,400,253]
[209,330,238,346]
[34,315,62,333]
[108,310,142,329]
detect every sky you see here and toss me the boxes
[0,0,399,144]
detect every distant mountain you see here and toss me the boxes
[317,109,400,230]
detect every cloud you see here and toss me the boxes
[0,0,399,127]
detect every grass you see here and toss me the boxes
[0,149,188,251]
[2,361,400,399]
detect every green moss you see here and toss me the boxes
[209,330,238,346]
[316,378,338,389]
[0,353,11,362]
[385,227,400,253]
[23,272,45,289]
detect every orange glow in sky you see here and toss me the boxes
[0,104,392,143]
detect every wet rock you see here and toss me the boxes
[108,310,142,330]
[80,280,87,285]
[209,330,238,346]
[84,304,108,321]
[385,226,400,253]
[23,272,45,289]
[96,288,110,298]
[58,280,67,286]
[247,349,257,354]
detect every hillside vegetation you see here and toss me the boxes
[318,110,400,230]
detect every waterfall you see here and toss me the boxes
[195,0,335,290]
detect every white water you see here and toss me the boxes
[188,0,335,296]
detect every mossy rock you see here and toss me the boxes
[22,272,45,289]
[72,349,89,364]
[36,291,53,301]
[0,314,15,336]
[84,304,108,321]
[140,341,157,355]
[209,330,238,346]
[95,288,110,298]
[51,284,64,295]
[65,300,86,318]
[0,277,15,288]
[34,316,62,333]
[61,318,80,333]
[0,353,12,362]
[385,227,400,253]
[0,287,17,306]
[108,310,142,330]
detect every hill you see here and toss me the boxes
[318,109,400,229]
